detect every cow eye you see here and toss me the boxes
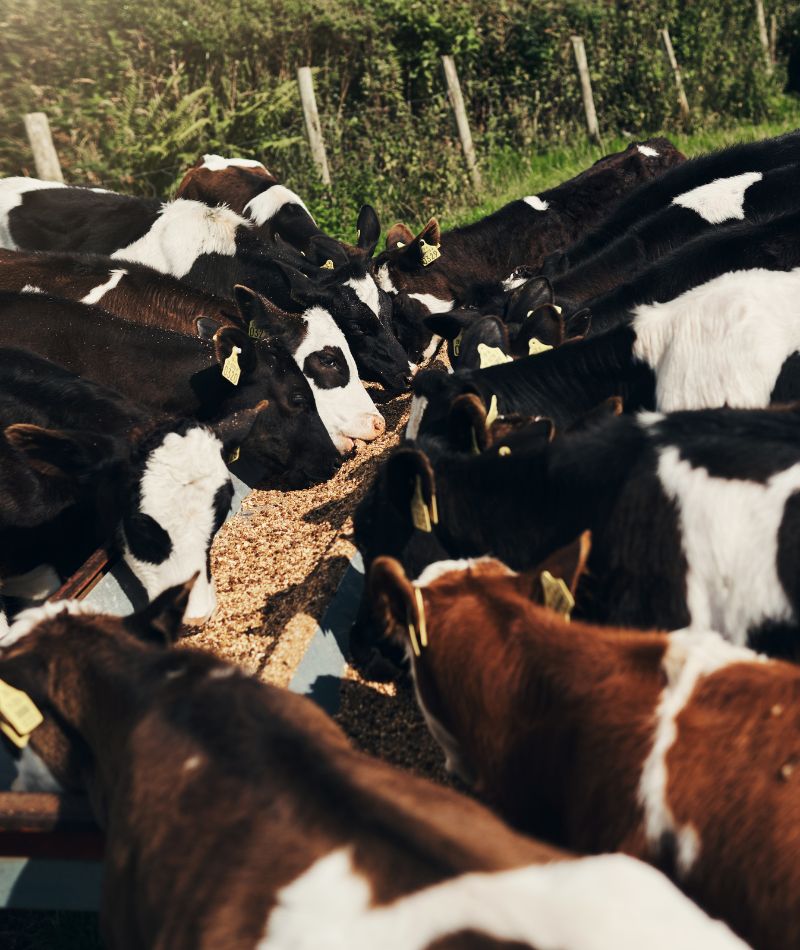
[318,353,338,368]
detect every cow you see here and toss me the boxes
[541,161,800,313]
[0,348,261,621]
[372,138,684,310]
[354,401,800,674]
[547,128,800,274]
[0,585,745,950]
[0,252,386,453]
[0,291,340,486]
[371,542,800,950]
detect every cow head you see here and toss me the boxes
[425,310,510,372]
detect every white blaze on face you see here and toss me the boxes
[344,275,381,318]
[375,264,397,295]
[523,195,549,212]
[122,427,232,623]
[259,847,747,950]
[671,172,762,224]
[637,144,660,157]
[407,292,454,314]
[0,176,69,250]
[80,268,127,305]
[638,629,766,878]
[200,154,268,173]
[111,200,244,277]
[295,305,384,453]
[244,185,315,226]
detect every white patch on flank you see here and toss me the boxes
[671,172,762,225]
[414,556,507,588]
[344,276,381,318]
[20,284,43,294]
[405,395,428,441]
[80,268,127,305]
[632,266,800,412]
[523,195,549,212]
[259,847,747,950]
[638,629,766,877]
[0,177,68,249]
[244,185,314,226]
[501,273,527,293]
[407,293,454,314]
[637,144,660,158]
[1,564,61,600]
[10,745,64,793]
[654,443,800,641]
[111,200,244,278]
[0,600,97,649]
[201,154,267,172]
[374,264,397,295]
[122,427,231,623]
[294,305,384,452]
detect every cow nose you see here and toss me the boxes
[184,578,217,625]
[371,414,386,437]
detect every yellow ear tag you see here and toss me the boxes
[0,679,43,749]
[419,239,441,267]
[452,329,463,357]
[228,446,240,464]
[410,475,432,533]
[498,445,511,456]
[485,394,499,429]
[528,337,554,357]
[407,587,428,656]
[540,570,575,620]
[248,321,266,340]
[470,427,481,455]
[222,346,242,386]
[321,259,335,270]
[396,241,406,248]
[477,343,513,369]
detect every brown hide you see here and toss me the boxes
[175,159,278,214]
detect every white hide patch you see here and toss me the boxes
[523,195,549,212]
[294,305,383,451]
[632,266,800,412]
[414,556,508,588]
[0,177,68,250]
[374,264,397,295]
[637,144,660,158]
[420,333,442,364]
[259,847,747,950]
[654,443,800,641]
[122,427,231,622]
[0,599,97,650]
[344,276,381,318]
[80,268,127,305]
[244,185,314,226]
[638,629,766,877]
[671,172,762,225]
[201,154,267,172]
[111,200,245,278]
[501,273,528,293]
[407,293,455,314]
[20,284,43,294]
[405,395,428,441]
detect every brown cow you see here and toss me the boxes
[0,584,744,950]
[371,537,800,950]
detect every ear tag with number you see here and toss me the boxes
[528,337,554,357]
[478,343,513,369]
[410,475,432,532]
[228,446,240,464]
[452,329,463,357]
[485,394,499,430]
[248,322,266,340]
[0,679,43,749]
[321,259,335,270]
[222,346,242,386]
[540,570,575,620]
[419,239,441,267]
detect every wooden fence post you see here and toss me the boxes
[441,55,482,193]
[754,0,774,73]
[570,36,601,144]
[660,27,691,124]
[770,13,778,66]
[296,67,331,187]
[23,113,63,182]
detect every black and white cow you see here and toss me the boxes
[548,129,800,273]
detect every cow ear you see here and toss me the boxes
[214,327,257,377]
[448,393,488,453]
[522,532,592,609]
[566,308,592,341]
[5,424,113,478]
[356,205,381,257]
[233,284,305,344]
[507,277,554,323]
[306,234,350,270]
[368,556,420,654]
[385,447,438,531]
[210,400,269,452]
[485,415,554,451]
[386,222,415,249]
[123,575,198,646]
[423,311,471,341]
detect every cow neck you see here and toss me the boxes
[468,325,653,429]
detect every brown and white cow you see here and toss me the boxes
[0,585,745,950]
[371,538,800,950]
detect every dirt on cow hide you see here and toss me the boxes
[182,351,453,784]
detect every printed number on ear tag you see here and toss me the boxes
[321,259,335,270]
[419,239,441,267]
[0,679,43,749]
[222,346,242,386]
[248,322,266,341]
[540,571,575,620]
[452,329,463,357]
[528,338,554,357]
[411,475,432,533]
